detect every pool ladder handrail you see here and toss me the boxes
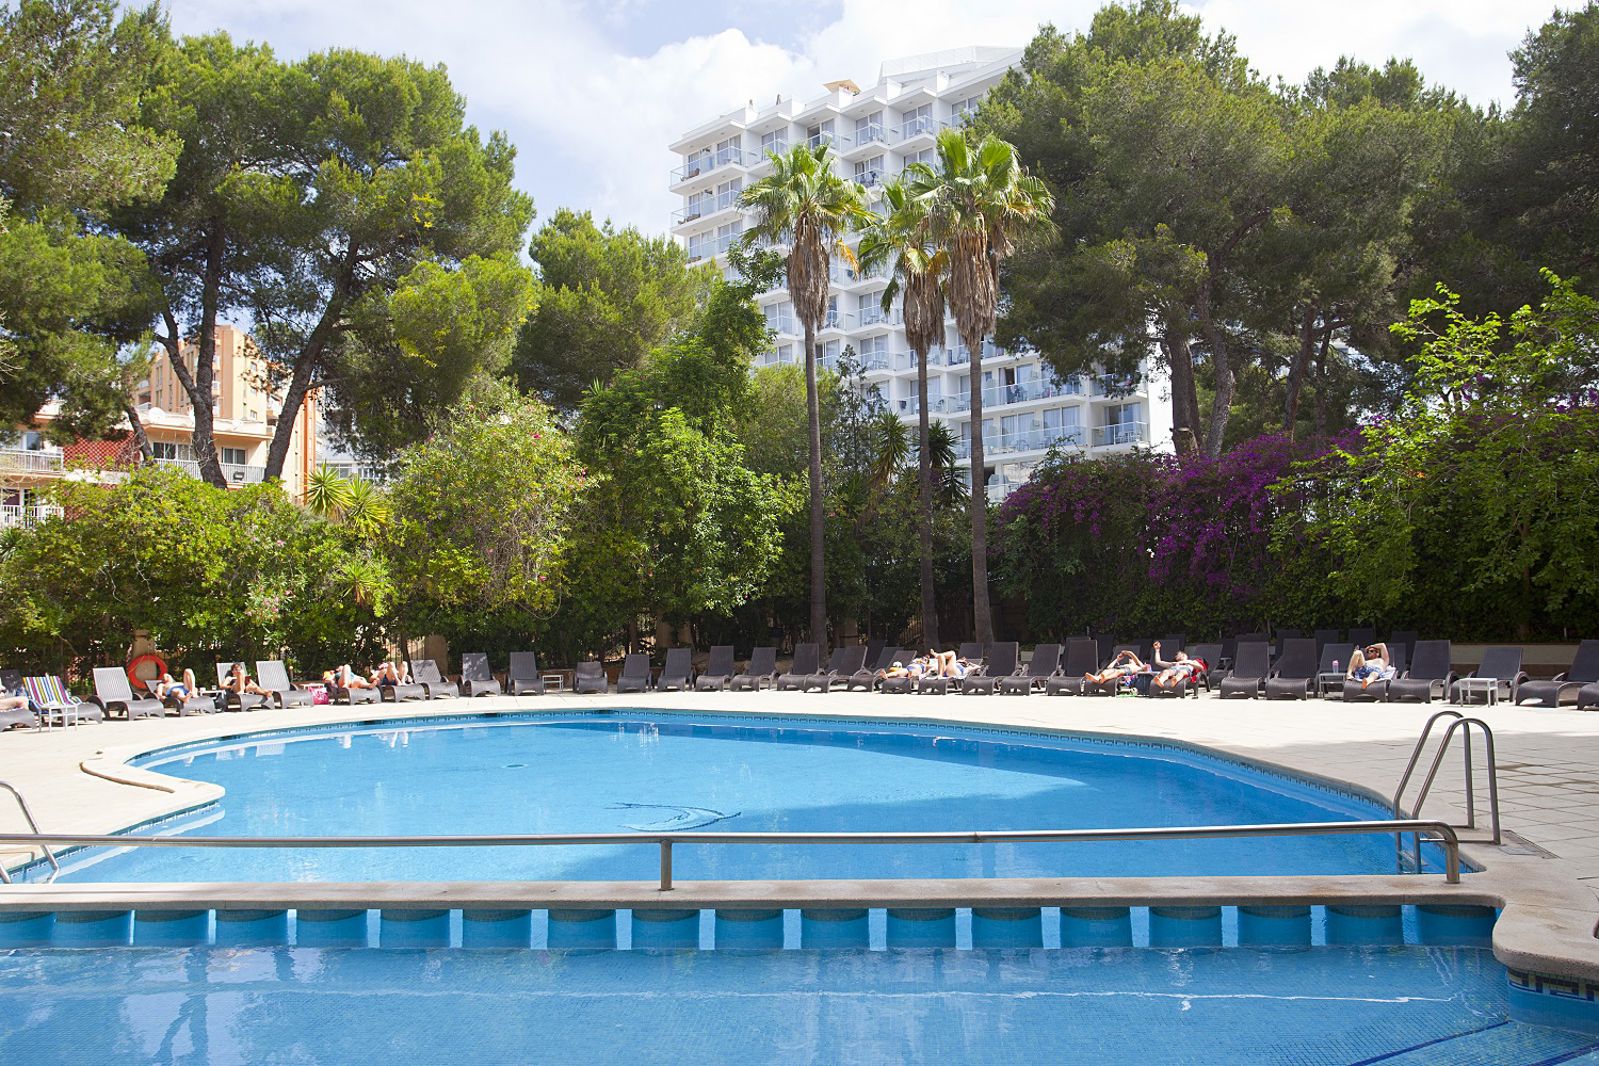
[1392,710,1501,872]
[0,781,58,884]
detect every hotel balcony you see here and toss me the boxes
[1092,421,1148,448]
[953,427,1084,460]
[151,457,268,484]
[0,448,66,478]
[0,503,63,529]
[672,188,742,228]
[670,146,747,190]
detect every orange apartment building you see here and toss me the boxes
[1,325,320,527]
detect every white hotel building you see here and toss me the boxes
[670,47,1173,501]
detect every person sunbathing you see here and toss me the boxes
[222,662,270,697]
[929,649,978,679]
[332,664,377,690]
[154,669,200,701]
[1150,642,1205,690]
[369,661,409,689]
[1346,643,1394,689]
[1086,649,1146,685]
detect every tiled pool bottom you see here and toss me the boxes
[2,945,1596,1066]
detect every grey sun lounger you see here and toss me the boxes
[410,660,460,700]
[695,646,737,691]
[964,642,1021,695]
[459,653,503,697]
[256,660,316,708]
[90,667,166,720]
[507,651,545,695]
[22,675,105,726]
[616,653,652,694]
[1149,644,1215,699]
[215,663,268,711]
[379,668,429,703]
[920,642,994,695]
[775,644,820,691]
[848,646,902,691]
[803,645,866,692]
[998,643,1060,695]
[1264,638,1319,700]
[138,675,218,715]
[1045,638,1101,696]
[1079,644,1141,697]
[1387,640,1455,703]
[1450,646,1528,705]
[326,670,382,705]
[657,648,694,692]
[1218,642,1271,699]
[1342,642,1405,703]
[0,671,34,729]
[1517,639,1599,707]
[573,661,608,694]
[729,647,778,691]
[1577,682,1599,710]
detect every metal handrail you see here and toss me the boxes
[1393,711,1502,871]
[0,782,59,884]
[0,819,1462,891]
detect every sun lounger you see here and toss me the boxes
[1341,642,1405,703]
[326,670,381,705]
[1577,682,1599,710]
[256,661,316,708]
[1187,643,1224,693]
[214,663,268,711]
[615,653,652,694]
[803,645,866,692]
[878,654,922,694]
[1264,638,1318,700]
[379,670,429,702]
[1345,626,1376,650]
[505,652,545,695]
[410,660,460,700]
[459,652,503,697]
[21,675,104,726]
[729,647,779,691]
[1450,646,1527,705]
[657,648,694,692]
[1045,638,1100,695]
[775,644,820,691]
[0,670,34,729]
[90,667,166,719]
[918,642,993,695]
[997,643,1061,694]
[695,646,737,691]
[1386,640,1455,703]
[847,646,901,691]
[1149,644,1215,699]
[1218,641,1271,699]
[963,642,1021,695]
[573,661,608,694]
[143,677,218,715]
[1516,639,1599,707]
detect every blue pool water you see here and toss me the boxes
[2,945,1595,1065]
[58,713,1443,882]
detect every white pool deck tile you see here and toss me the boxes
[2,687,1598,978]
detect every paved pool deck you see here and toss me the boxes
[2,687,1597,979]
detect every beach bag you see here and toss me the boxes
[311,684,331,705]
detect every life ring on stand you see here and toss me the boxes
[127,653,167,689]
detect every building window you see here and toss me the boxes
[221,447,247,466]
[151,441,179,460]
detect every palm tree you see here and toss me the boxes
[740,143,870,650]
[907,129,1054,644]
[858,179,948,647]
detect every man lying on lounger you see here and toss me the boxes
[222,662,271,697]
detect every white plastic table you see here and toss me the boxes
[1457,676,1499,705]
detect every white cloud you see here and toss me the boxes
[165,0,1571,237]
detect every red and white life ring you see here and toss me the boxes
[127,653,167,689]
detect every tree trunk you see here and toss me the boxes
[1312,327,1331,438]
[264,249,358,481]
[1160,331,1201,455]
[1283,304,1318,439]
[185,227,228,487]
[124,405,153,462]
[916,345,939,649]
[803,319,828,653]
[1195,275,1234,458]
[967,337,994,644]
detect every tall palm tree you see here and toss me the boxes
[908,129,1054,644]
[740,143,870,650]
[858,179,947,647]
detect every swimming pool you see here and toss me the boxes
[3,944,1596,1064]
[58,712,1446,882]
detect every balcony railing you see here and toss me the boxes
[1093,421,1147,447]
[979,378,1085,408]
[686,231,743,263]
[953,427,1084,459]
[850,124,887,148]
[806,132,835,150]
[151,457,267,484]
[894,115,950,141]
[672,189,741,225]
[1095,374,1141,396]
[753,140,788,163]
[764,315,795,335]
[671,147,746,184]
[0,448,65,475]
[0,504,62,529]
[320,462,389,483]
[853,169,883,188]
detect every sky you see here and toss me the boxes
[163,0,1572,239]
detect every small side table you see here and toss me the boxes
[1457,676,1499,706]
[541,672,568,694]
[1316,673,1346,699]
